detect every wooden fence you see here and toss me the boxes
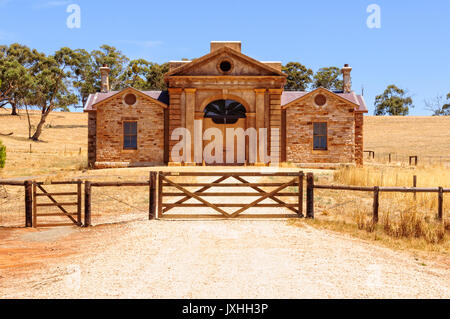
[0,171,448,228]
[305,172,449,223]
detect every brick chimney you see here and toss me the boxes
[342,64,352,93]
[100,64,110,93]
[210,41,241,53]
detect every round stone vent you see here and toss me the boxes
[314,94,327,107]
[219,60,232,73]
[124,93,137,106]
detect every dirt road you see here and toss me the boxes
[1,220,449,298]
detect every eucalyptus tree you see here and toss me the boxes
[26,47,80,141]
[312,67,343,91]
[282,62,313,91]
[0,44,38,115]
[374,85,414,116]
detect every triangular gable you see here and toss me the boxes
[92,87,168,109]
[281,87,361,110]
[166,46,286,77]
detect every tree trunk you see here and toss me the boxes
[31,109,51,141]
[10,102,18,116]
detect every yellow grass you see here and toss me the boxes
[0,108,87,178]
[364,116,450,163]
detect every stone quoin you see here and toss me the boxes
[84,41,368,168]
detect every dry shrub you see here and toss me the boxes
[353,210,375,233]
[381,208,446,244]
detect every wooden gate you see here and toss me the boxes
[157,172,304,219]
[32,181,82,227]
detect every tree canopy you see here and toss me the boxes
[312,67,343,91]
[282,62,313,91]
[425,93,450,116]
[374,85,414,116]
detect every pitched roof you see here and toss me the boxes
[165,46,286,78]
[84,90,169,111]
[281,89,368,112]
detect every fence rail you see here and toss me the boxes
[307,172,448,223]
[0,171,448,228]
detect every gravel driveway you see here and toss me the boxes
[1,220,449,298]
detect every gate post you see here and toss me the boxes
[84,181,91,227]
[298,171,304,217]
[149,172,157,220]
[306,173,314,219]
[24,180,33,228]
[77,180,82,226]
[157,172,163,219]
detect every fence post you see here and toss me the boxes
[77,180,82,226]
[373,186,379,224]
[298,171,304,217]
[306,173,314,219]
[149,172,157,220]
[24,181,33,228]
[413,175,417,201]
[438,187,443,221]
[157,172,163,219]
[32,182,37,228]
[84,181,91,227]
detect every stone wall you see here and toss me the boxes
[95,93,165,166]
[87,112,96,167]
[355,112,364,166]
[285,93,356,164]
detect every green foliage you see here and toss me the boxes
[0,43,38,112]
[71,45,169,104]
[441,93,450,116]
[374,85,414,116]
[0,140,6,168]
[312,67,343,91]
[282,62,313,91]
[120,59,169,91]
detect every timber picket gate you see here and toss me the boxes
[32,181,82,227]
[155,171,305,219]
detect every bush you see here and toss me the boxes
[0,140,6,168]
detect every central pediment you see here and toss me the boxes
[166,46,286,78]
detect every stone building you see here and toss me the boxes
[84,41,367,168]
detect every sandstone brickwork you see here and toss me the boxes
[285,91,359,164]
[93,91,165,167]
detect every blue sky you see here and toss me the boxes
[0,0,449,115]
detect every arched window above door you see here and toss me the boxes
[204,99,247,124]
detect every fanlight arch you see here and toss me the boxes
[204,99,247,124]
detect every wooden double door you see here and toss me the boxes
[202,118,248,165]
